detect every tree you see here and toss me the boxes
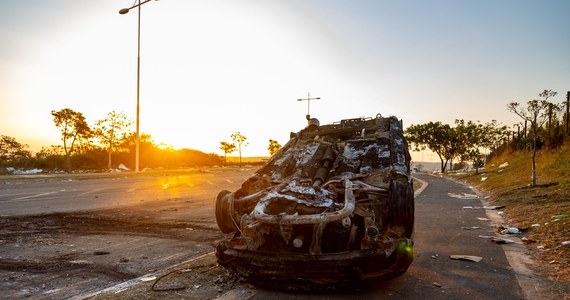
[405,121,454,173]
[230,132,248,167]
[51,108,91,172]
[507,95,552,187]
[268,139,282,156]
[219,141,236,165]
[0,135,31,169]
[94,110,133,170]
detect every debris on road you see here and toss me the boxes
[461,226,481,230]
[491,238,517,244]
[450,255,483,262]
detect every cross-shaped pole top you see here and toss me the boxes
[297,92,320,120]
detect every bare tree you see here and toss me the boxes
[94,110,133,170]
[507,94,554,187]
[230,132,248,167]
[51,108,91,172]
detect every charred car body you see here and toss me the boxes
[215,114,414,290]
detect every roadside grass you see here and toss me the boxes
[451,142,570,291]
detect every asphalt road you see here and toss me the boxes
[242,173,527,299]
[0,169,250,216]
[0,171,554,299]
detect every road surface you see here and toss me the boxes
[0,171,558,299]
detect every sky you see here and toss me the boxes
[1,0,569,161]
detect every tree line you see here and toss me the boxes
[406,89,570,187]
[3,89,568,180]
[1,108,278,174]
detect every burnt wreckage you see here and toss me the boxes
[215,114,414,289]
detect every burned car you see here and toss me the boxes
[215,114,414,290]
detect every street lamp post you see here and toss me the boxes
[119,0,157,173]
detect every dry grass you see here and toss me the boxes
[452,142,570,292]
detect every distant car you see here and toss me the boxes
[215,114,414,290]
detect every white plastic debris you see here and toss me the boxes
[497,211,506,216]
[499,162,509,168]
[481,177,488,181]
[501,227,520,234]
[531,224,540,227]
[450,255,483,262]
[537,245,545,250]
[118,163,130,171]
[562,241,570,246]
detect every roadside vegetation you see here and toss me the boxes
[407,89,569,291]
[451,141,569,292]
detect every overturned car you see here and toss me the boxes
[215,114,414,290]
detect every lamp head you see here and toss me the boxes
[119,8,130,14]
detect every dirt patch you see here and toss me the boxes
[0,199,233,299]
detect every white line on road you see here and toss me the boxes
[6,191,59,203]
[78,188,104,196]
[225,179,234,183]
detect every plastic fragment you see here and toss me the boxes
[492,238,516,244]
[552,214,569,221]
[433,281,442,287]
[562,241,570,246]
[500,227,520,234]
[450,255,483,262]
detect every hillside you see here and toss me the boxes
[452,142,570,294]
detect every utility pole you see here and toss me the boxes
[297,92,320,120]
[566,91,570,136]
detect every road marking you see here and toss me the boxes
[225,179,234,183]
[6,191,59,203]
[78,188,104,196]
[76,251,216,299]
[206,181,214,185]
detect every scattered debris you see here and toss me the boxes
[501,227,520,234]
[448,193,479,199]
[562,241,570,247]
[521,237,538,244]
[450,255,483,262]
[433,281,442,287]
[531,224,540,228]
[552,214,569,221]
[140,276,157,282]
[537,245,545,251]
[497,211,506,216]
[484,205,505,210]
[461,226,481,230]
[481,177,488,181]
[499,162,509,168]
[491,238,517,244]
[477,217,491,221]
[478,235,495,239]
[6,167,43,174]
